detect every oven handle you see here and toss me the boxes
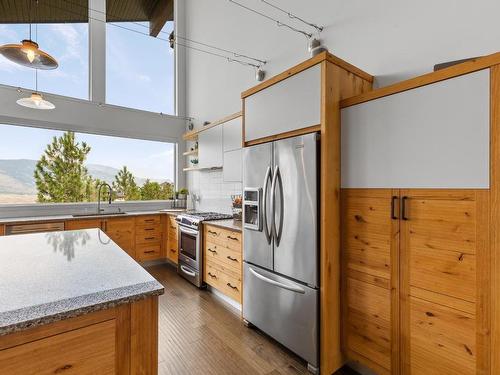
[179,226,199,236]
[180,265,197,277]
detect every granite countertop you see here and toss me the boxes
[0,209,185,225]
[0,229,164,336]
[204,219,242,232]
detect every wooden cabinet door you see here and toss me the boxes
[105,218,135,259]
[66,219,102,231]
[400,189,490,375]
[341,189,400,374]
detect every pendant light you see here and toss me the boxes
[17,63,55,110]
[0,0,58,70]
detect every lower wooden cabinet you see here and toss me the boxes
[65,219,102,231]
[135,215,162,262]
[342,189,490,375]
[166,216,179,264]
[106,218,135,259]
[203,224,242,303]
[0,224,4,236]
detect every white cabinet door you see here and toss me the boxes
[341,69,490,189]
[244,64,321,142]
[198,126,223,169]
[223,149,242,182]
[223,117,242,152]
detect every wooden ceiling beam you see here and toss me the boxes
[149,0,173,37]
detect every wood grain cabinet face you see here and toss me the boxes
[65,219,102,231]
[135,215,162,262]
[167,216,178,264]
[341,189,399,374]
[106,218,135,259]
[0,225,4,236]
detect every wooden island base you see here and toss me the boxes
[0,296,159,375]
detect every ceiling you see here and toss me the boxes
[0,0,173,36]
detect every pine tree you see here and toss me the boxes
[34,132,91,203]
[141,180,162,200]
[112,166,140,201]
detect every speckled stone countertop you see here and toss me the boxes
[0,229,164,336]
[204,219,242,232]
[0,209,185,225]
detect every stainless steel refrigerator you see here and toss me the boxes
[242,133,319,373]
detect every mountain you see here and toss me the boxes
[0,159,171,195]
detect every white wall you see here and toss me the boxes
[183,0,500,210]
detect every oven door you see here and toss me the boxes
[178,225,201,270]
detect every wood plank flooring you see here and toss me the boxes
[147,263,359,375]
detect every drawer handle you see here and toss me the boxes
[170,225,176,229]
[402,196,409,221]
[145,228,155,231]
[170,248,177,253]
[145,237,156,240]
[227,235,239,241]
[208,272,217,279]
[227,255,238,262]
[144,219,155,222]
[227,282,239,291]
[144,250,156,254]
[208,230,218,235]
[55,364,73,373]
[208,248,217,254]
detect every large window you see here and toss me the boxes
[0,124,175,205]
[106,21,174,114]
[0,21,89,99]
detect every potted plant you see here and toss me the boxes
[177,188,188,200]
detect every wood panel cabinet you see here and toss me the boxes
[135,215,162,262]
[105,218,135,259]
[65,219,102,231]
[166,215,178,264]
[203,224,242,303]
[0,224,4,236]
[342,189,489,375]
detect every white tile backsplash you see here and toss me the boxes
[187,169,242,214]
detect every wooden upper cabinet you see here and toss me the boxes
[341,69,490,189]
[400,189,489,375]
[198,126,223,169]
[244,64,321,143]
[342,189,399,374]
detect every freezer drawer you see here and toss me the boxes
[243,263,318,367]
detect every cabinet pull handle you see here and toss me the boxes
[227,235,239,241]
[145,236,156,240]
[227,282,238,290]
[227,255,238,262]
[170,248,177,253]
[145,219,155,222]
[391,196,398,220]
[144,250,156,254]
[402,196,409,221]
[208,248,217,254]
[208,230,218,235]
[145,228,154,231]
[208,272,217,279]
[170,225,176,229]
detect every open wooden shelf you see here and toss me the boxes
[183,111,242,141]
[183,149,198,156]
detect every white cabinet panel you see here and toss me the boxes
[198,126,223,169]
[223,117,242,152]
[223,149,242,182]
[341,69,490,188]
[244,64,321,142]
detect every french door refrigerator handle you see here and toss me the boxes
[275,167,284,246]
[262,166,272,244]
[249,267,306,294]
[270,165,279,242]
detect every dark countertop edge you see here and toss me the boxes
[0,210,184,226]
[203,220,242,233]
[0,280,164,337]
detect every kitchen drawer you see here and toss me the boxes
[205,258,242,303]
[135,215,161,226]
[136,243,162,261]
[220,270,242,303]
[0,320,115,374]
[136,232,162,245]
[204,261,222,288]
[204,225,242,251]
[136,225,161,238]
[205,240,242,272]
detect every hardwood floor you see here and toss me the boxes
[147,263,358,375]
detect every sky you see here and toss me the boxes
[0,20,175,181]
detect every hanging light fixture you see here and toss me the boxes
[0,0,58,70]
[17,62,55,110]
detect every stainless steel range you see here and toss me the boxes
[176,211,233,287]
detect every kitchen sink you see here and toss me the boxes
[72,212,127,218]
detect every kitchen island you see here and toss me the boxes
[0,228,164,374]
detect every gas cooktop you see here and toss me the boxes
[176,211,233,229]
